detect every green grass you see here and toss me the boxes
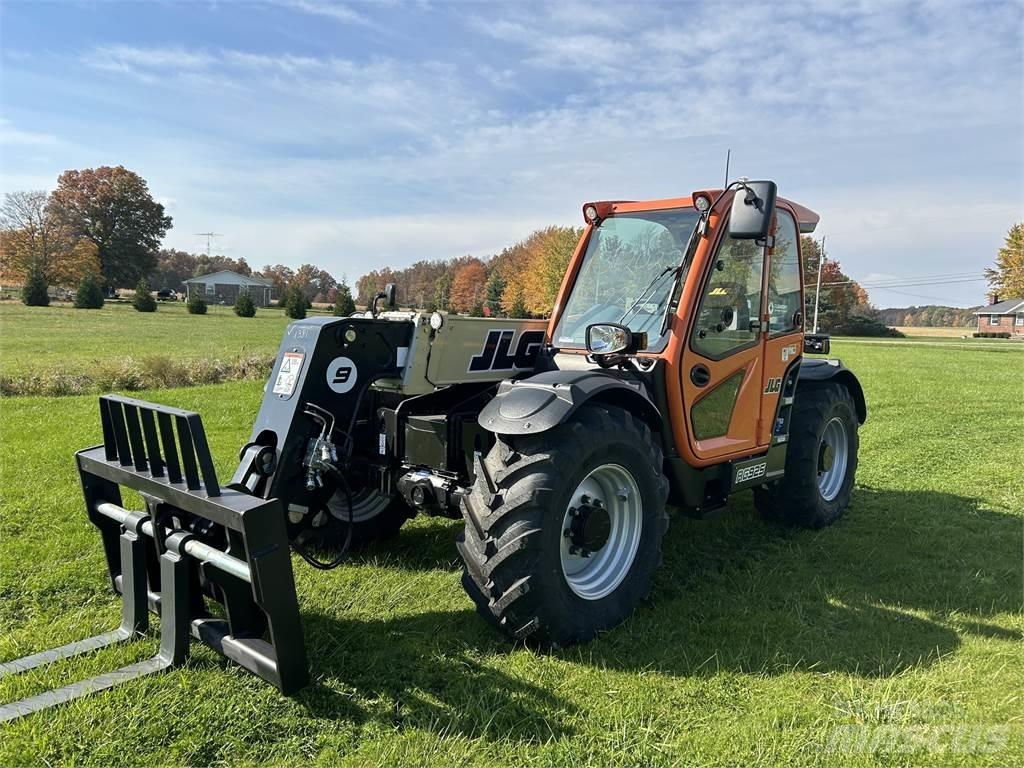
[1,340,1022,766]
[0,300,310,377]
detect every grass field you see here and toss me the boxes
[1,337,1022,766]
[0,300,306,377]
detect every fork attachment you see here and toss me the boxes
[0,395,308,722]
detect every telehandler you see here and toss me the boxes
[0,179,865,720]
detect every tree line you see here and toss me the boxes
[0,165,355,310]
[356,226,583,317]
[1,166,171,297]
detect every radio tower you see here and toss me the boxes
[194,232,223,257]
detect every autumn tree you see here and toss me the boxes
[49,166,172,287]
[258,264,295,304]
[0,190,100,287]
[449,257,488,312]
[292,263,337,303]
[194,254,252,277]
[498,226,581,316]
[800,236,871,332]
[356,267,397,305]
[152,248,198,290]
[985,222,1024,298]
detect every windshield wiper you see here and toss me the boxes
[657,223,703,337]
[616,265,679,327]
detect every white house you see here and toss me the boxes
[184,271,274,307]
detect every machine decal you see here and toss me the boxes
[272,352,305,396]
[735,462,767,484]
[468,329,545,372]
[764,377,782,394]
[326,356,358,394]
[781,344,798,362]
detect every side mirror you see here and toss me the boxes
[804,333,830,355]
[586,323,647,356]
[728,180,777,240]
[383,283,397,309]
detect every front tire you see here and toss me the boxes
[754,382,859,527]
[457,404,670,644]
[317,488,412,546]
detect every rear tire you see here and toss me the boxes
[457,404,670,644]
[316,488,412,547]
[754,382,858,527]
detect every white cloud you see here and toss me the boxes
[275,0,371,26]
[5,1,1017,307]
[0,119,61,147]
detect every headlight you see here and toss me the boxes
[583,204,600,224]
[429,311,444,330]
[586,323,631,355]
[694,193,711,212]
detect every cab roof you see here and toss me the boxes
[585,190,820,234]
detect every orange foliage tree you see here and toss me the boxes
[448,257,488,313]
[0,190,100,286]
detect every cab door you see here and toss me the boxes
[679,229,768,462]
[759,207,806,445]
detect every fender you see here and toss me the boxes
[478,369,662,436]
[798,358,867,424]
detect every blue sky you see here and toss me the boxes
[1,0,1021,307]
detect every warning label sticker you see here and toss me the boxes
[272,352,305,396]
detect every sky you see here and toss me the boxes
[1,0,1022,308]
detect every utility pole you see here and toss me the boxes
[194,232,223,257]
[812,235,826,334]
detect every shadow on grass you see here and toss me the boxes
[296,607,576,742]
[296,485,1021,733]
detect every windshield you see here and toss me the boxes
[552,207,701,350]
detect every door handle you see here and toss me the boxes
[690,364,711,387]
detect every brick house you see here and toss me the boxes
[184,271,274,307]
[973,295,1024,337]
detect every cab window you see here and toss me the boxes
[767,210,802,335]
[691,234,765,359]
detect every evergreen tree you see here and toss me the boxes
[333,280,356,316]
[433,273,452,312]
[285,284,307,319]
[469,299,485,317]
[187,293,207,314]
[485,271,506,317]
[74,272,105,309]
[132,278,157,312]
[21,267,49,306]
[510,288,528,318]
[234,291,256,317]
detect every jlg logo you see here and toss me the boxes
[469,329,545,372]
[764,377,782,394]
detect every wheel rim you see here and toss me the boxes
[326,487,392,523]
[817,417,849,502]
[559,463,643,601]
